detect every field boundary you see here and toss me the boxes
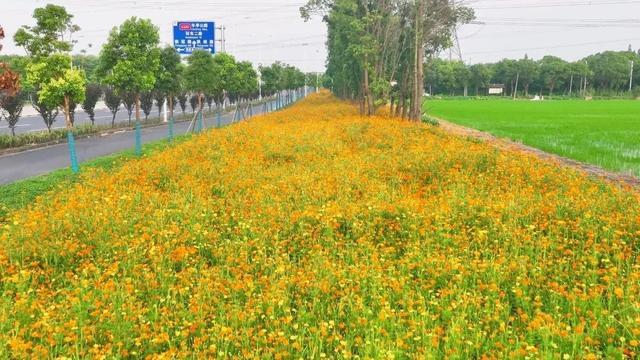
[435,117,640,188]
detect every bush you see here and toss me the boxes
[421,113,440,126]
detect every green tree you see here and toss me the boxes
[26,54,86,129]
[177,92,188,115]
[584,51,633,92]
[98,17,160,125]
[517,55,538,97]
[82,83,102,125]
[493,59,518,96]
[155,46,182,118]
[211,53,238,105]
[302,0,474,119]
[103,86,121,127]
[452,61,470,96]
[469,63,492,95]
[13,5,80,129]
[539,55,567,96]
[14,4,79,59]
[184,49,215,120]
[122,92,136,124]
[232,61,258,100]
[31,91,58,132]
[140,91,153,120]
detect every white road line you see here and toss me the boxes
[0,124,32,129]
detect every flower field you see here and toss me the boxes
[1,92,640,359]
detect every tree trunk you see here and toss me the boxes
[112,113,116,127]
[411,0,425,122]
[135,93,141,123]
[64,94,72,129]
[11,126,15,137]
[389,97,395,117]
[169,94,174,119]
[401,96,407,119]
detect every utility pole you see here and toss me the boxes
[630,60,634,92]
[513,72,519,100]
[569,74,573,96]
[216,25,226,53]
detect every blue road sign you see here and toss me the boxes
[173,21,215,55]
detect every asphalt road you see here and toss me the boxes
[0,100,278,185]
[0,102,235,136]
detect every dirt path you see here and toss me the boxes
[436,118,640,189]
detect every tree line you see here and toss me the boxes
[426,50,640,98]
[0,4,311,138]
[301,0,474,120]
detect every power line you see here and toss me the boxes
[465,37,640,55]
[470,0,640,9]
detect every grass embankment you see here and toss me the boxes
[426,99,640,177]
[0,135,192,222]
[1,93,639,358]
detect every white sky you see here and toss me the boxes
[1,0,640,69]
[457,0,640,63]
[1,0,327,72]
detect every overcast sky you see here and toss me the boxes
[2,0,640,71]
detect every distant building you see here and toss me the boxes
[487,84,505,95]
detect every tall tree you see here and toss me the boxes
[82,83,102,125]
[31,91,58,132]
[0,91,25,136]
[469,63,492,95]
[98,17,160,154]
[122,91,135,124]
[517,55,538,97]
[140,91,153,120]
[14,4,79,60]
[26,54,86,130]
[13,4,84,132]
[539,55,567,96]
[154,46,182,119]
[302,0,474,119]
[211,53,238,106]
[177,92,188,115]
[184,49,215,128]
[103,86,121,127]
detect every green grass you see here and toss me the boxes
[425,98,640,176]
[0,134,192,222]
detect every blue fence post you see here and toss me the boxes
[196,111,203,133]
[169,116,174,142]
[67,130,79,174]
[135,120,142,156]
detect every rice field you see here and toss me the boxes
[0,93,639,358]
[426,98,640,177]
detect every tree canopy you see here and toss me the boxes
[13,4,79,59]
[302,0,474,119]
[424,49,639,97]
[98,17,160,98]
